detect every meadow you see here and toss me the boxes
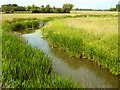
[1,11,118,88]
[2,11,118,21]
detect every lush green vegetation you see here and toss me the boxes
[2,19,82,88]
[2,18,51,32]
[3,20,40,32]
[2,14,117,31]
[2,12,119,88]
[13,11,32,14]
[2,31,81,88]
[42,18,119,75]
[1,3,74,13]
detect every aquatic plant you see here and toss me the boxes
[2,31,82,88]
[3,20,40,31]
[42,19,119,75]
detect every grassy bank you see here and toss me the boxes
[2,19,82,88]
[42,18,118,75]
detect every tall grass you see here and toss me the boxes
[2,14,118,31]
[2,11,118,21]
[42,19,119,75]
[2,31,82,88]
[3,20,40,31]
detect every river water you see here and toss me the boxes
[20,22,118,88]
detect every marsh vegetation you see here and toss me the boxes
[1,11,118,88]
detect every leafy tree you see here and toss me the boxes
[30,4,40,13]
[26,6,31,11]
[116,4,120,11]
[55,8,62,13]
[2,6,11,13]
[40,5,45,13]
[1,3,74,13]
[17,6,26,11]
[53,6,56,10]
[12,4,18,7]
[62,3,74,13]
[45,5,51,13]
[109,8,116,11]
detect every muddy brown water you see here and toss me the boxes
[20,22,118,88]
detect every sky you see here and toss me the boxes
[1,0,120,9]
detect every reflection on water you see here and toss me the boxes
[21,30,118,88]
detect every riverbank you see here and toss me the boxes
[2,19,82,88]
[21,30,118,88]
[42,17,118,75]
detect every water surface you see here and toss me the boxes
[21,30,118,88]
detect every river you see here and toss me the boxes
[20,21,118,88]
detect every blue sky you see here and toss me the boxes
[1,0,119,9]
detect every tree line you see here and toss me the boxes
[73,8,108,11]
[109,4,120,11]
[73,4,120,11]
[1,4,74,13]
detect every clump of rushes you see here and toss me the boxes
[4,17,38,24]
[3,20,40,31]
[42,20,119,75]
[2,31,82,88]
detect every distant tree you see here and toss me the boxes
[116,4,120,11]
[55,8,62,13]
[26,6,31,11]
[109,8,116,11]
[12,4,18,7]
[45,5,51,13]
[40,5,45,13]
[30,4,40,13]
[53,6,56,10]
[1,3,74,13]
[2,6,11,13]
[62,3,74,13]
[18,6,26,11]
[41,5,44,8]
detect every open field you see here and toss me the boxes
[2,11,118,21]
[42,17,118,75]
[71,11,118,15]
[63,17,118,34]
[2,13,74,21]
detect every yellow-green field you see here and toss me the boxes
[2,11,118,21]
[71,11,118,15]
[63,17,118,34]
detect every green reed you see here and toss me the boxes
[2,31,82,88]
[2,17,83,88]
[42,20,119,75]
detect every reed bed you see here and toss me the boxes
[2,20,40,32]
[2,19,82,88]
[42,18,118,75]
[2,31,82,88]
